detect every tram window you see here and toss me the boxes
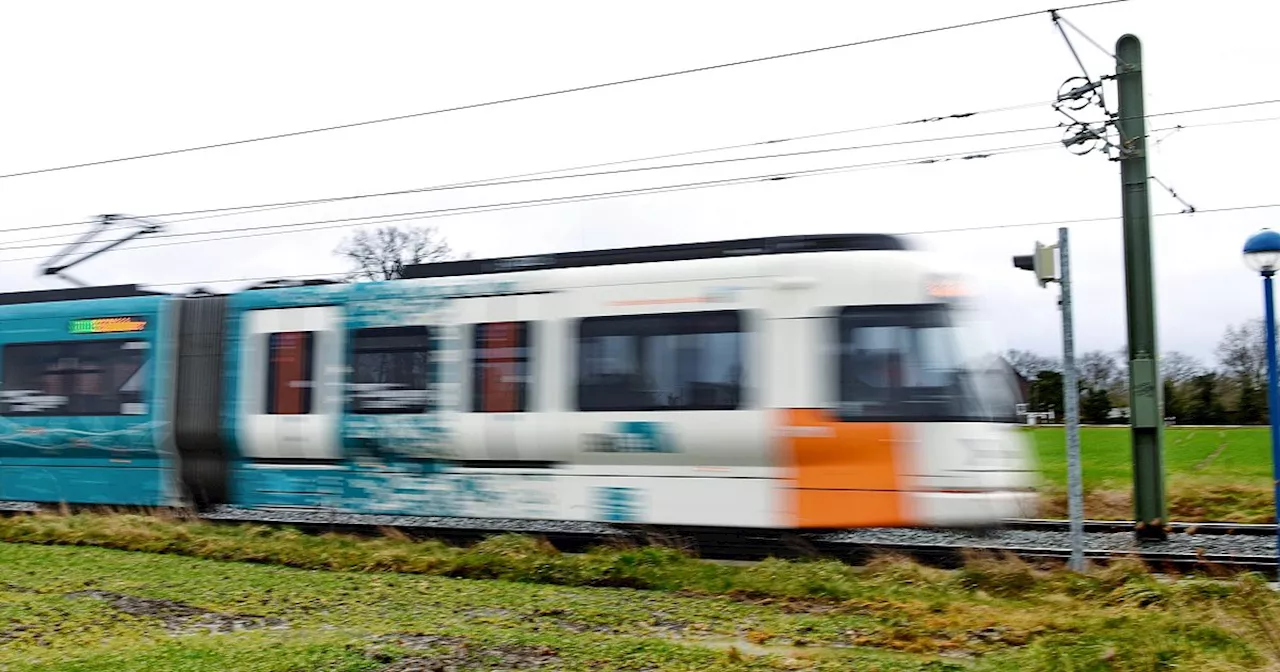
[349,326,434,414]
[836,305,1014,422]
[471,321,532,413]
[0,339,150,416]
[266,331,315,415]
[577,311,743,412]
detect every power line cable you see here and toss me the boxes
[124,200,1280,290]
[6,107,1279,257]
[1146,98,1280,121]
[0,121,1069,247]
[0,142,1057,261]
[137,102,1056,216]
[0,98,1057,237]
[8,94,1279,241]
[20,107,1278,254]
[10,94,1280,248]
[0,1,1129,182]
[4,144,1058,256]
[1149,113,1280,140]
[166,181,1267,248]
[902,202,1280,235]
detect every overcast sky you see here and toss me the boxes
[0,0,1275,367]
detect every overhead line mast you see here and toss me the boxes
[1049,10,1167,541]
[1114,35,1167,541]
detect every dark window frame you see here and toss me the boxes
[470,321,533,413]
[266,331,315,415]
[347,325,435,415]
[575,310,745,412]
[0,338,151,417]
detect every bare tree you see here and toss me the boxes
[1111,346,1131,397]
[1216,319,1271,422]
[1077,349,1123,393]
[1004,349,1060,380]
[335,225,454,281]
[1216,319,1267,390]
[1160,350,1205,384]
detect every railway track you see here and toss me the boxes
[2,501,1275,575]
[1000,517,1276,536]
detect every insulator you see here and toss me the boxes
[1055,76,1101,112]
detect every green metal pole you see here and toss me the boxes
[1115,34,1167,541]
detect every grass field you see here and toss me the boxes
[1,512,1278,671]
[1026,426,1274,522]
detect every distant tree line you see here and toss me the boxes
[1005,318,1271,425]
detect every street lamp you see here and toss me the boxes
[1243,227,1280,578]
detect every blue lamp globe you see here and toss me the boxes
[1244,228,1280,274]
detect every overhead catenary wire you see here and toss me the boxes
[0,141,1059,260]
[128,162,1272,250]
[0,0,1129,182]
[902,201,1280,235]
[10,107,1276,255]
[138,102,1058,217]
[9,95,1280,246]
[1145,98,1280,122]
[3,108,1277,261]
[132,200,1280,290]
[1150,113,1280,142]
[0,98,1061,236]
[1,121,1069,247]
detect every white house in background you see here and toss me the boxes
[1015,403,1056,426]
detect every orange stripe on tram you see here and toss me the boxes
[781,408,911,528]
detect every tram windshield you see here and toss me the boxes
[836,303,1021,423]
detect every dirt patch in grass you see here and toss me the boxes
[368,632,560,670]
[0,624,35,644]
[66,590,288,634]
[460,606,517,620]
[723,595,843,614]
[546,617,624,636]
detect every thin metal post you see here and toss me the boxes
[1115,34,1167,540]
[1059,227,1084,571]
[1263,271,1280,580]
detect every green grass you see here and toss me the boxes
[1027,426,1275,522]
[1,513,1277,671]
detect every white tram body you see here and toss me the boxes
[370,232,1040,529]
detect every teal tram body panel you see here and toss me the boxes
[217,277,530,517]
[0,290,179,506]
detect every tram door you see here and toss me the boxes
[236,305,345,461]
[456,294,539,462]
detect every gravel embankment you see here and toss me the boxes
[203,504,1279,559]
[812,527,1277,558]
[201,504,627,536]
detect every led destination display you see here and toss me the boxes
[68,316,148,334]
